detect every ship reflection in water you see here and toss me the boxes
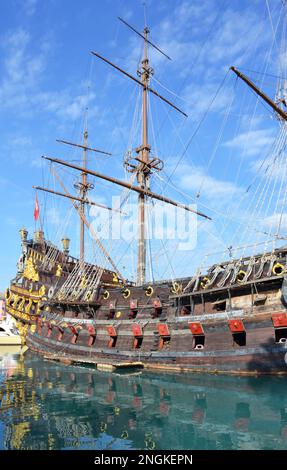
[1,353,287,450]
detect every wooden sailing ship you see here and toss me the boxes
[7,12,287,374]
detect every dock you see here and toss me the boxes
[43,354,144,372]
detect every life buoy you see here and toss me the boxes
[236,270,246,283]
[200,277,210,289]
[279,337,287,343]
[115,311,122,319]
[48,286,55,299]
[272,263,285,276]
[170,282,181,294]
[86,290,93,301]
[195,344,204,350]
[145,286,154,297]
[144,436,156,449]
[100,422,107,433]
[122,288,131,299]
[102,290,110,300]
[114,406,120,416]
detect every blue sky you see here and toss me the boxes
[0,0,286,288]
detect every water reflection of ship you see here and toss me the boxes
[0,354,21,382]
[1,355,287,450]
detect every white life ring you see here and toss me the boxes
[48,286,55,299]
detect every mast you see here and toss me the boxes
[73,126,94,264]
[56,126,111,264]
[137,25,151,286]
[80,129,88,263]
[38,19,212,286]
[50,166,126,284]
[92,22,188,285]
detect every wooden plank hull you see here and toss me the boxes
[26,313,287,374]
[10,237,287,374]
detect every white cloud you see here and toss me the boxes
[224,128,276,157]
[0,28,97,123]
[22,0,38,17]
[3,29,41,84]
[4,28,30,49]
[175,163,242,201]
[5,217,17,227]
[262,213,287,233]
[183,82,234,118]
[0,133,43,167]
[0,29,46,107]
[206,8,268,66]
[10,136,32,147]
[116,0,272,131]
[46,207,61,225]
[250,126,287,178]
[36,90,97,121]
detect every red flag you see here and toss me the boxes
[34,193,39,221]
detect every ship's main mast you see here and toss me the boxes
[137,26,152,285]
[76,129,91,264]
[38,19,213,283]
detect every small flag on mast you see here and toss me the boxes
[34,193,39,221]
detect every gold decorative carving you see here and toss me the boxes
[12,294,19,308]
[39,285,46,296]
[25,299,33,313]
[55,264,62,277]
[10,285,43,299]
[18,298,25,311]
[23,257,39,282]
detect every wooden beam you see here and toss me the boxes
[33,185,124,214]
[42,155,211,220]
[56,139,112,156]
[230,66,287,121]
[91,51,187,117]
[118,17,171,60]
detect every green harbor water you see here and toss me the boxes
[0,351,287,450]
